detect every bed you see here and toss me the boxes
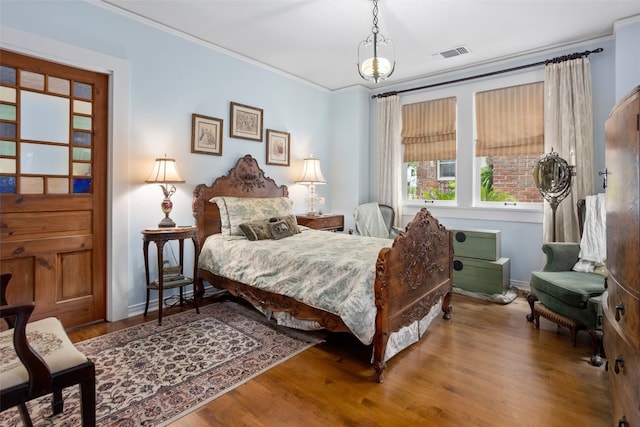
[192,154,453,382]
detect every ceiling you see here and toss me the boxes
[100,0,640,91]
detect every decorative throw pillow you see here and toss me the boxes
[238,220,273,241]
[274,215,301,234]
[268,219,294,240]
[222,197,295,236]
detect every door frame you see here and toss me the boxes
[1,26,131,321]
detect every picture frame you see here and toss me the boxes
[266,129,290,166]
[191,113,223,156]
[229,102,263,141]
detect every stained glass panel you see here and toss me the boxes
[0,66,16,85]
[73,100,92,115]
[73,163,92,176]
[48,177,69,194]
[21,71,45,91]
[73,82,92,99]
[73,131,91,146]
[0,86,16,103]
[73,115,92,131]
[0,122,16,138]
[21,176,44,194]
[48,76,70,95]
[0,176,16,193]
[0,140,16,155]
[73,178,91,193]
[73,147,91,161]
[0,158,16,173]
[0,104,16,121]
[5,59,100,197]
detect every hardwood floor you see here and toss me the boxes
[67,294,612,426]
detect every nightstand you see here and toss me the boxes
[296,214,344,232]
[141,226,200,325]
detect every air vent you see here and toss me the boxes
[433,45,471,59]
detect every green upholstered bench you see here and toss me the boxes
[527,241,606,366]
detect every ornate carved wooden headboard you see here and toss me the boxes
[192,154,289,247]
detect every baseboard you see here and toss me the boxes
[127,283,221,318]
[510,280,530,297]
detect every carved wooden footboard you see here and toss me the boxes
[373,208,453,382]
[192,155,453,382]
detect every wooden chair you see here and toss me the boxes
[0,273,96,426]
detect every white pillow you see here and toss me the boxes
[209,196,294,236]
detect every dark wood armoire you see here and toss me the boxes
[602,85,640,426]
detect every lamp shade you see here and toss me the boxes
[296,157,327,184]
[145,157,185,184]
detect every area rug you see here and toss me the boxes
[0,301,322,426]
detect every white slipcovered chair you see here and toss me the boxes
[350,202,402,239]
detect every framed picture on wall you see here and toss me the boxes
[229,102,263,141]
[191,113,223,156]
[266,129,290,166]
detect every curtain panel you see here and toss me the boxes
[543,58,594,243]
[401,97,456,162]
[475,82,544,156]
[377,95,403,228]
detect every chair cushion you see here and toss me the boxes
[0,317,88,390]
[530,271,605,309]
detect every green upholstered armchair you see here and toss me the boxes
[527,200,606,366]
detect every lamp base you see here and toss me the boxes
[306,211,319,217]
[158,217,176,228]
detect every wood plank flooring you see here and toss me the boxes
[67,294,612,426]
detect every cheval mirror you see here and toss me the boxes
[532,149,575,242]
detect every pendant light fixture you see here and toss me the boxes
[357,0,395,83]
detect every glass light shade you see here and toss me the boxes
[296,157,326,184]
[145,158,185,184]
[360,57,392,78]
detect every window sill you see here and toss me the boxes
[402,203,543,224]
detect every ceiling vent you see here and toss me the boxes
[433,45,471,59]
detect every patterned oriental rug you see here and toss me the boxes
[0,301,322,426]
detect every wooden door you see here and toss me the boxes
[0,50,108,327]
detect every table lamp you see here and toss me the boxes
[296,156,326,216]
[145,156,185,228]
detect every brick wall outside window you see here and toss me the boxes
[411,155,542,203]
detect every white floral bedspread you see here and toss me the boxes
[198,229,392,344]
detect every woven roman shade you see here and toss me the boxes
[475,82,544,156]
[401,97,457,162]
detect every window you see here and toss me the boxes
[0,63,96,194]
[474,82,544,205]
[437,160,455,181]
[402,97,457,201]
[400,70,544,211]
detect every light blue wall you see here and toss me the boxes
[614,16,640,100]
[330,88,371,232]
[1,1,340,315]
